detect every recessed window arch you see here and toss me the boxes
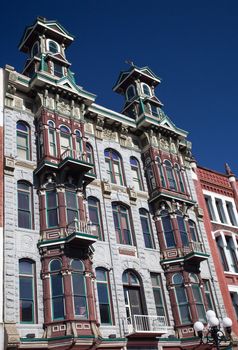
[104,148,125,186]
[19,259,36,323]
[190,273,206,322]
[174,163,185,193]
[164,160,177,191]
[16,121,31,160]
[139,208,154,249]
[141,83,151,96]
[112,203,133,245]
[48,40,60,54]
[172,273,191,324]
[88,196,103,240]
[130,156,143,191]
[50,259,64,320]
[122,270,145,319]
[31,42,39,57]
[17,181,33,229]
[161,210,176,248]
[60,125,71,156]
[71,259,88,318]
[48,120,57,157]
[188,220,198,242]
[126,85,135,100]
[176,211,189,246]
[96,267,113,324]
[157,157,166,187]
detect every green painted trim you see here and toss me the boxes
[158,336,199,342]
[89,104,136,127]
[185,251,209,259]
[66,232,98,241]
[99,337,126,342]
[149,192,195,205]
[160,257,185,264]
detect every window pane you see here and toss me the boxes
[21,300,33,322]
[20,278,33,299]
[97,284,108,304]
[74,296,87,317]
[53,297,64,319]
[19,261,32,275]
[72,274,85,295]
[51,275,63,296]
[99,304,111,323]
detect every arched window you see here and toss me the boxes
[190,273,206,322]
[75,130,82,154]
[130,157,143,191]
[60,125,71,156]
[174,164,185,193]
[50,259,64,320]
[46,189,58,228]
[112,203,133,245]
[123,270,144,319]
[161,210,175,248]
[96,268,113,324]
[173,273,191,324]
[157,157,166,187]
[88,197,103,240]
[86,143,96,174]
[16,121,30,160]
[164,160,177,191]
[66,188,78,225]
[71,259,88,318]
[104,149,125,186]
[139,208,154,249]
[48,40,59,54]
[188,220,198,242]
[126,85,135,100]
[142,83,151,96]
[31,42,39,57]
[176,211,189,246]
[18,181,33,229]
[19,259,36,323]
[48,120,56,157]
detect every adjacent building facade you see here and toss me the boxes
[0,17,237,350]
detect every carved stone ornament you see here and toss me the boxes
[4,156,15,174]
[103,128,117,141]
[9,71,18,82]
[170,142,177,153]
[160,138,169,151]
[101,179,111,197]
[128,186,137,202]
[4,323,20,345]
[57,100,71,116]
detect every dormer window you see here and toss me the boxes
[150,104,159,117]
[142,83,151,97]
[48,40,59,54]
[126,85,135,100]
[31,42,39,57]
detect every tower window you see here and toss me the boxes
[50,259,64,320]
[46,190,58,228]
[71,260,88,318]
[31,42,39,57]
[164,160,177,191]
[172,273,191,324]
[53,62,63,78]
[142,83,151,96]
[161,210,176,248]
[48,40,59,54]
[126,85,135,100]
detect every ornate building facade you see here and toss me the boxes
[0,17,236,349]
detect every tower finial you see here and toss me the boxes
[225,163,234,176]
[125,60,135,67]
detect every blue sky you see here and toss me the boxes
[1,0,238,174]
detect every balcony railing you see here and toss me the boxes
[67,218,97,236]
[122,315,170,336]
[60,149,87,162]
